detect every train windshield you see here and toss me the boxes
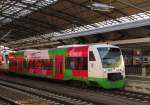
[97,47,122,68]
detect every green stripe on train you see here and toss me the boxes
[88,77,126,89]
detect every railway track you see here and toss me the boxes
[0,84,51,105]
[107,89,150,103]
[0,74,149,105]
[0,79,96,105]
[89,87,150,103]
[0,96,18,105]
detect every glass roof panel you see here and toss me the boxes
[0,0,58,24]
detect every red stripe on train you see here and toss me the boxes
[72,70,88,77]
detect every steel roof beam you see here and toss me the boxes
[21,17,64,32]
[57,40,67,45]
[0,0,41,24]
[19,1,87,26]
[117,30,128,39]
[6,2,82,27]
[94,35,105,43]
[117,0,150,16]
[0,0,67,33]
[18,18,55,31]
[143,26,150,30]
[1,13,43,34]
[0,1,18,22]
[5,3,66,31]
[91,0,136,21]
[1,1,88,30]
[76,37,87,44]
[12,23,42,34]
[5,14,150,48]
[106,37,150,45]
[64,0,122,23]
[0,25,33,36]
[1,13,63,33]
[0,1,16,13]
[12,41,60,50]
[51,18,150,40]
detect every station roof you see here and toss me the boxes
[0,0,150,50]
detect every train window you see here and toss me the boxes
[66,57,75,69]
[5,55,8,64]
[66,57,87,70]
[89,51,96,61]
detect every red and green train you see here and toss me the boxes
[0,44,125,89]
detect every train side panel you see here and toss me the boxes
[48,46,89,82]
[48,48,66,80]
[9,52,17,72]
[24,50,53,78]
[65,46,88,81]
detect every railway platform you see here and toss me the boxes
[125,65,150,94]
[126,76,150,94]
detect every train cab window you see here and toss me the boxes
[89,51,96,61]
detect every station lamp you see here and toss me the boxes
[87,0,114,12]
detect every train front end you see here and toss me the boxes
[88,44,125,89]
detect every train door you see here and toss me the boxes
[17,56,23,74]
[55,55,64,80]
[9,52,17,71]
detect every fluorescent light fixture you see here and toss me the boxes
[88,2,114,12]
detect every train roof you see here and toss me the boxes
[17,49,37,52]
[57,44,88,48]
[58,44,119,48]
[92,44,119,48]
[15,44,119,51]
